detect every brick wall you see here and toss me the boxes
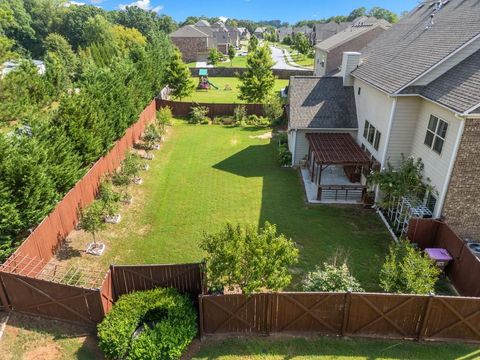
[442,119,480,241]
[171,37,208,62]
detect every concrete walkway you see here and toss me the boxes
[270,46,312,71]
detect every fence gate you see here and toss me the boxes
[0,272,104,326]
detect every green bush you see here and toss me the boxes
[98,288,197,360]
[189,106,209,124]
[302,263,364,292]
[278,143,292,166]
[157,106,173,127]
[233,105,247,123]
[243,114,270,127]
[263,95,284,125]
[380,239,441,294]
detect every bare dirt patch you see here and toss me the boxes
[23,344,62,360]
[250,131,273,140]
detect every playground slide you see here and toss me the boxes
[208,81,219,89]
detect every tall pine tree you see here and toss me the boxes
[164,47,194,100]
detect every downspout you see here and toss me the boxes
[291,129,297,167]
[435,116,465,218]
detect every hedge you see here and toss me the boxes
[97,288,197,360]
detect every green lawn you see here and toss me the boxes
[193,337,480,359]
[61,122,390,291]
[187,56,247,68]
[182,77,289,104]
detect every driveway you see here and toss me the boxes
[270,45,311,71]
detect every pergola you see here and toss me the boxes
[305,133,373,201]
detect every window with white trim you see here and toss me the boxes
[424,115,448,155]
[363,120,381,151]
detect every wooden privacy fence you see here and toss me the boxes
[408,219,480,297]
[0,263,204,327]
[9,100,157,268]
[189,67,313,79]
[156,98,265,118]
[199,292,480,343]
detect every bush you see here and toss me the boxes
[157,106,173,127]
[263,95,284,125]
[380,239,441,294]
[143,124,161,150]
[189,106,209,124]
[233,105,247,123]
[98,180,120,216]
[200,222,299,295]
[98,288,197,360]
[302,263,364,292]
[243,114,270,127]
[278,143,292,166]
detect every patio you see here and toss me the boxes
[303,133,372,204]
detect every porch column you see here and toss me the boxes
[316,165,324,200]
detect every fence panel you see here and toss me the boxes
[100,269,115,315]
[0,273,103,326]
[423,296,480,342]
[200,294,269,335]
[156,99,265,118]
[271,292,344,335]
[111,263,204,300]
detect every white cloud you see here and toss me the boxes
[219,16,228,23]
[63,1,85,6]
[119,0,163,12]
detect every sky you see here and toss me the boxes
[87,0,420,24]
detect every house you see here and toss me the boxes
[211,21,231,54]
[339,0,479,239]
[226,26,241,49]
[292,25,313,39]
[169,25,214,62]
[311,21,351,45]
[1,60,46,79]
[237,27,251,40]
[253,27,266,39]
[314,18,391,76]
[278,27,293,42]
[287,76,371,203]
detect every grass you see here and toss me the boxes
[273,43,314,69]
[187,56,247,68]
[192,337,480,359]
[181,77,289,104]
[0,312,103,360]
[56,121,390,291]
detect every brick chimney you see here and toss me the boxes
[341,52,361,87]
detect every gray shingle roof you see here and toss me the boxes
[169,25,210,38]
[420,49,480,113]
[352,0,480,94]
[288,77,358,129]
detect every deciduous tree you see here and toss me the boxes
[164,47,194,100]
[239,45,275,103]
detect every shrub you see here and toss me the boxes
[243,114,270,127]
[380,239,441,294]
[157,106,173,129]
[98,180,120,216]
[143,124,161,150]
[122,152,143,181]
[98,288,197,360]
[189,106,209,124]
[263,95,284,125]
[78,201,106,244]
[233,105,247,123]
[302,263,364,292]
[200,222,299,295]
[278,143,292,166]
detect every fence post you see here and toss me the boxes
[418,294,434,341]
[341,292,352,336]
[0,275,10,310]
[198,295,204,341]
[264,293,272,335]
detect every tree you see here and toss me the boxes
[368,7,398,23]
[227,44,235,66]
[248,35,258,53]
[164,47,194,100]
[112,24,147,56]
[207,47,222,66]
[380,239,441,295]
[0,181,22,262]
[347,7,367,21]
[79,201,106,245]
[44,33,78,76]
[368,156,434,208]
[200,222,299,294]
[302,263,364,292]
[263,94,284,125]
[99,179,120,217]
[292,33,312,57]
[239,45,275,103]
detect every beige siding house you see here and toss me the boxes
[347,0,480,240]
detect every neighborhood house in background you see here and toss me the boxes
[287,0,480,242]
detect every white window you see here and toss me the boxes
[425,192,437,213]
[424,115,448,155]
[363,120,381,151]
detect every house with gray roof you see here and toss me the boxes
[287,76,372,203]
[341,0,480,239]
[314,18,391,76]
[169,25,215,62]
[311,21,351,45]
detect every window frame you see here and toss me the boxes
[424,115,448,155]
[363,120,381,151]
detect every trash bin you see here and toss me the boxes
[425,248,453,271]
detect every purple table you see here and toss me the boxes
[425,248,453,270]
